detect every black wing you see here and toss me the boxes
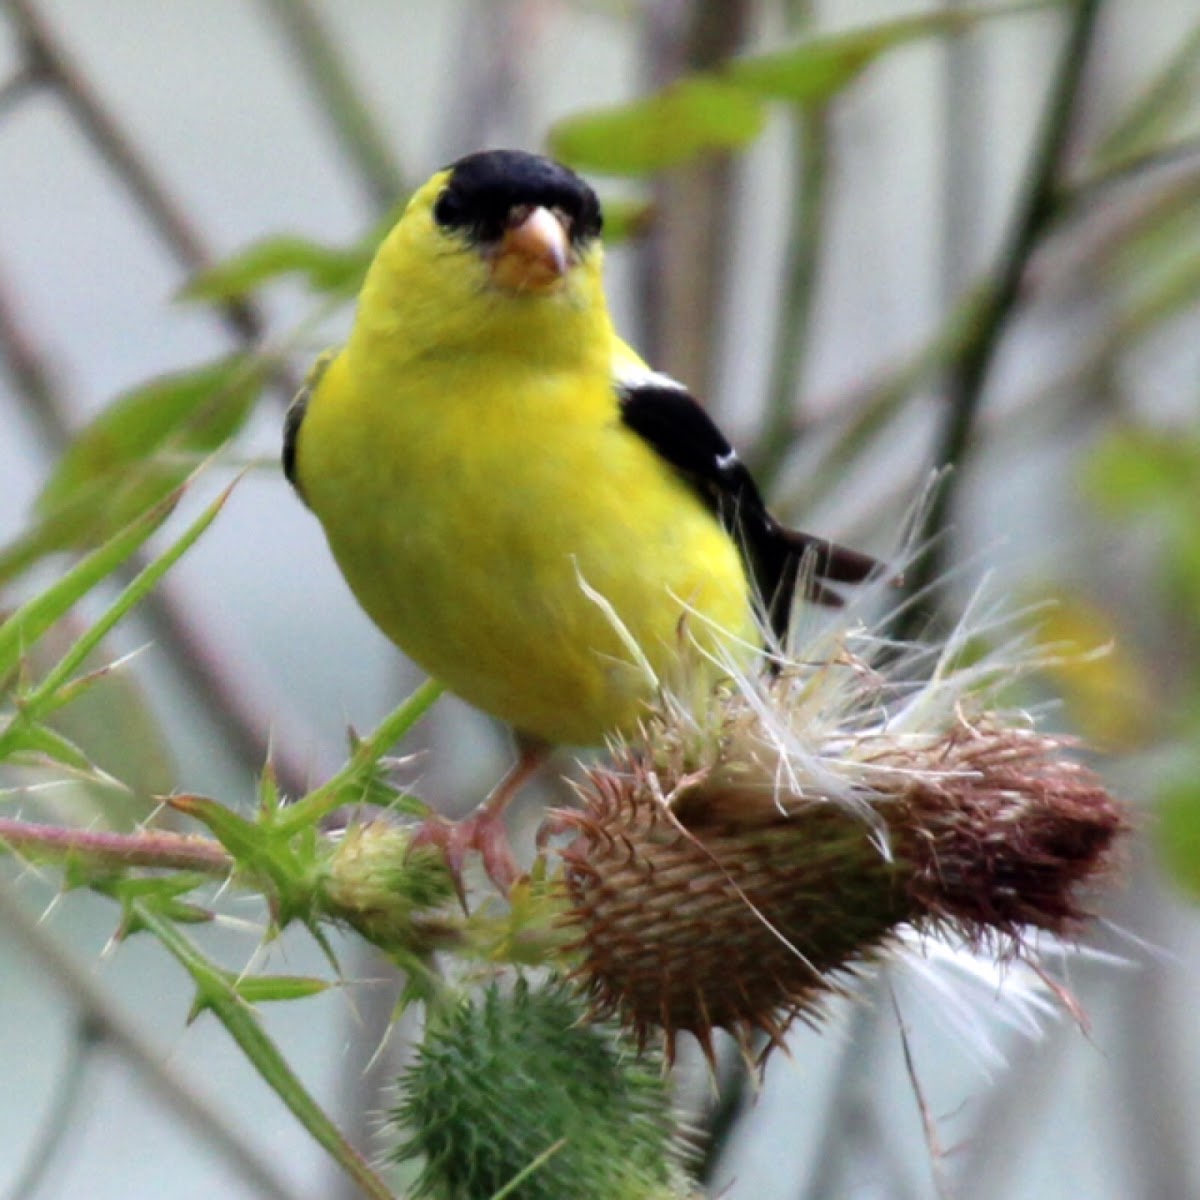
[618,380,881,640]
[282,351,334,506]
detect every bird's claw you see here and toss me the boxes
[410,810,521,905]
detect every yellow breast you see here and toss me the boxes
[297,332,752,746]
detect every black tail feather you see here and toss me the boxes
[744,518,894,641]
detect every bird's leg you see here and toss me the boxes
[411,738,550,900]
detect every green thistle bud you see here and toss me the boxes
[319,820,457,952]
[390,978,688,1199]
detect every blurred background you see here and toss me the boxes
[1,0,1199,1196]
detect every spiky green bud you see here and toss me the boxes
[319,820,457,952]
[390,978,687,1199]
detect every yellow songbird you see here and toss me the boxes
[284,149,876,887]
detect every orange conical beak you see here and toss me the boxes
[488,206,571,295]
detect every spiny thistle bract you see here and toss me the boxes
[556,595,1130,1060]
[390,978,688,1200]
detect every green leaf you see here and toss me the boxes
[169,793,270,866]
[726,0,1056,102]
[181,202,405,304]
[0,484,178,683]
[1,721,95,773]
[133,900,395,1200]
[182,235,374,302]
[549,78,766,175]
[1118,243,1200,340]
[276,679,443,836]
[97,875,212,931]
[597,196,655,244]
[234,975,331,1004]
[9,356,264,572]
[17,479,236,728]
[1082,427,1200,515]
[1158,774,1200,900]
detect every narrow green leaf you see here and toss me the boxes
[0,484,178,682]
[1158,775,1200,900]
[168,793,267,865]
[549,78,765,175]
[97,875,212,930]
[134,901,395,1200]
[16,356,263,568]
[0,721,95,773]
[276,679,443,836]
[1093,21,1200,170]
[234,975,331,1003]
[181,235,373,302]
[20,478,237,724]
[598,197,655,244]
[727,2,1057,102]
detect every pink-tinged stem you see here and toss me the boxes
[0,818,231,874]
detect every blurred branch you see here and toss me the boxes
[4,1015,96,1200]
[0,60,38,117]
[751,104,829,489]
[636,0,752,399]
[1072,133,1200,205]
[256,0,407,212]
[798,987,919,1200]
[0,259,313,798]
[0,878,303,1200]
[0,257,75,453]
[693,1035,760,1188]
[4,0,277,355]
[443,0,531,159]
[326,944,407,1200]
[898,0,1104,637]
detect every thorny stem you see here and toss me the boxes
[133,900,398,1200]
[898,0,1104,638]
[4,1014,97,1200]
[255,0,407,212]
[0,878,302,1200]
[0,817,233,874]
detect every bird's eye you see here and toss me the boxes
[550,206,573,236]
[433,189,465,229]
[505,204,533,229]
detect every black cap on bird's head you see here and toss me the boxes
[432,150,603,295]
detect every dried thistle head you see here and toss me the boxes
[555,596,1130,1062]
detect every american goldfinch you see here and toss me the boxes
[284,149,877,887]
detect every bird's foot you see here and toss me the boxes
[410,807,521,903]
[409,741,550,904]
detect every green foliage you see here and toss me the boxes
[1158,771,1200,899]
[1084,427,1200,898]
[0,357,264,583]
[1084,428,1200,610]
[551,78,765,175]
[392,979,682,1200]
[181,224,397,303]
[549,1,1054,174]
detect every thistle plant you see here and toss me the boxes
[0,472,1130,1200]
[557,592,1128,1059]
